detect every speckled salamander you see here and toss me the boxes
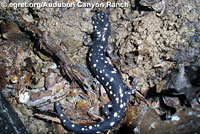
[55,11,137,134]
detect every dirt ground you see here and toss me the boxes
[0,0,200,134]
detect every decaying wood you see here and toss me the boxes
[0,6,75,82]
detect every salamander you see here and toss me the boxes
[55,11,137,134]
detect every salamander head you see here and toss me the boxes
[92,11,110,41]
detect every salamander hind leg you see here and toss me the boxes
[126,79,139,95]
[106,46,119,60]
[102,102,113,116]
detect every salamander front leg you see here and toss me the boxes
[105,46,119,60]
[84,33,94,46]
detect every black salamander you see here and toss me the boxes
[55,11,137,134]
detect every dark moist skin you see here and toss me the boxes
[55,11,137,134]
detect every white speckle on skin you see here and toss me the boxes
[110,122,115,126]
[100,70,102,73]
[120,104,124,108]
[111,70,116,74]
[100,53,103,56]
[63,120,66,123]
[106,82,109,86]
[96,60,98,62]
[101,57,104,60]
[105,74,108,76]
[89,53,92,56]
[93,64,97,67]
[109,86,112,89]
[102,37,105,41]
[108,104,112,108]
[97,124,100,127]
[110,91,113,94]
[102,77,104,80]
[60,114,63,117]
[71,124,75,127]
[119,88,122,94]
[114,112,118,117]
[110,77,114,82]
[89,126,93,129]
[120,93,124,97]
[105,61,108,63]
[107,49,111,53]
[81,128,85,131]
[116,97,119,103]
[100,46,103,49]
[123,102,126,106]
